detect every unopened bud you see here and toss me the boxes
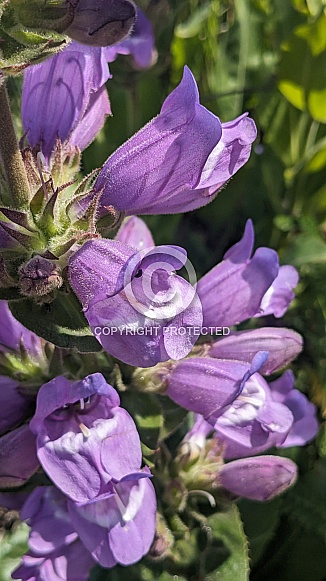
[18,255,62,298]
[66,0,136,47]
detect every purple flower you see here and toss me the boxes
[211,371,294,459]
[197,220,298,328]
[68,473,157,567]
[0,300,41,356]
[104,8,157,68]
[68,238,202,367]
[219,456,297,501]
[86,67,256,216]
[269,370,319,447]
[12,486,94,581]
[0,377,33,436]
[209,327,303,375]
[0,425,38,488]
[165,352,268,419]
[22,42,111,161]
[29,373,145,503]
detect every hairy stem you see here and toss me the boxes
[0,77,31,209]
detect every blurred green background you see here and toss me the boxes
[2,0,326,579]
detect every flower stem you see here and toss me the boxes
[0,76,31,210]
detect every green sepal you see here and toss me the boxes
[0,3,67,74]
[9,289,102,352]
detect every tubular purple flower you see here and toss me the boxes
[0,377,34,436]
[104,8,157,68]
[12,486,94,581]
[68,238,202,367]
[165,352,268,419]
[0,300,42,356]
[0,425,39,488]
[29,373,145,502]
[68,472,156,567]
[87,67,256,216]
[197,220,281,328]
[209,327,303,375]
[255,265,299,319]
[22,41,111,161]
[219,456,297,501]
[269,371,319,447]
[212,372,294,459]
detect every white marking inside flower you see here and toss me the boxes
[79,422,91,438]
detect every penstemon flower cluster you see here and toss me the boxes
[0,2,319,580]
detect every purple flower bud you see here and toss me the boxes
[0,425,38,488]
[22,42,111,161]
[29,373,144,502]
[69,239,202,367]
[89,67,256,216]
[209,327,303,375]
[104,8,156,68]
[12,486,94,581]
[219,455,297,501]
[269,371,319,447]
[115,216,154,251]
[68,471,156,567]
[18,255,63,298]
[197,220,279,328]
[66,0,136,47]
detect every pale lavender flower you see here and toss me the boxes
[0,300,41,356]
[29,373,144,502]
[197,220,298,328]
[69,472,157,567]
[22,42,111,161]
[68,239,202,367]
[79,67,256,216]
[12,486,94,581]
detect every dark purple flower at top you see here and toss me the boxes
[66,0,136,47]
[29,373,144,502]
[12,486,94,581]
[22,42,111,161]
[104,8,157,68]
[69,238,202,367]
[84,67,256,216]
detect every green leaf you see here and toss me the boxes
[282,234,326,265]
[0,524,28,581]
[120,392,163,450]
[279,12,326,122]
[9,291,102,352]
[204,505,249,581]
